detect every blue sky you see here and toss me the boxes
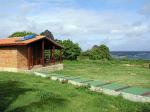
[0,0,150,51]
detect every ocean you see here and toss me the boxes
[111,51,150,60]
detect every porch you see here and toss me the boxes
[27,38,63,70]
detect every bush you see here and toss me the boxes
[8,31,36,38]
[82,44,111,60]
[56,39,81,60]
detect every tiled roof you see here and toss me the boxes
[0,35,63,48]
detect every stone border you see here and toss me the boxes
[34,72,47,77]
[33,72,150,103]
[58,76,80,83]
[121,92,150,102]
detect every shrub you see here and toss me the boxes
[82,44,111,60]
[8,31,36,37]
[56,39,81,60]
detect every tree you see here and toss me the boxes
[40,30,54,40]
[8,31,36,38]
[99,44,111,60]
[56,39,81,60]
[88,44,111,60]
[89,46,101,60]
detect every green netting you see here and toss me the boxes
[120,87,150,95]
[37,72,150,97]
[55,75,69,78]
[70,78,93,83]
[85,80,106,87]
[63,76,81,80]
[49,74,62,76]
[101,83,127,90]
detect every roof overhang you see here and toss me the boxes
[0,36,64,49]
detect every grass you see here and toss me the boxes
[55,60,150,88]
[0,72,150,112]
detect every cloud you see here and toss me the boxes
[140,2,150,17]
[0,0,150,51]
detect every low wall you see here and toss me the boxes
[26,64,64,73]
[0,67,18,72]
[0,64,63,73]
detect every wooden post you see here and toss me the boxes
[59,49,62,63]
[50,49,52,64]
[49,47,52,63]
[42,40,45,66]
[27,46,30,70]
[52,46,55,65]
[36,46,38,65]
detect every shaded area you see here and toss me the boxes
[0,80,33,112]
[0,80,68,112]
[9,90,68,112]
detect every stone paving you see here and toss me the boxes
[34,72,150,103]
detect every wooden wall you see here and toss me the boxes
[17,46,28,69]
[0,47,18,68]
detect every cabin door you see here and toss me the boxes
[33,45,41,66]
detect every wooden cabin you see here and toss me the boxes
[0,35,63,72]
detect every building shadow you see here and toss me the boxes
[0,80,33,112]
[9,93,67,112]
[0,80,68,112]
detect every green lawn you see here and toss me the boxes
[0,72,150,112]
[55,60,150,88]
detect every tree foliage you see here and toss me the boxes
[8,31,36,38]
[56,39,81,60]
[41,30,54,40]
[82,44,111,60]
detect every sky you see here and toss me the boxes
[0,0,150,51]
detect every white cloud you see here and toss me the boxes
[0,0,150,51]
[140,2,150,17]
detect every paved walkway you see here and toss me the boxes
[34,72,150,103]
